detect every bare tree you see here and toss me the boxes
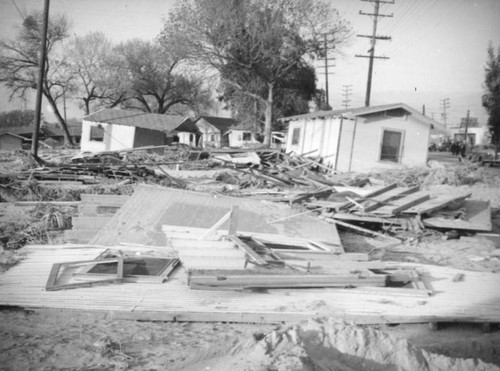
[161,0,350,146]
[67,32,128,115]
[0,11,74,145]
[114,39,211,115]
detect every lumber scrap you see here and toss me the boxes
[403,192,472,215]
[228,235,269,265]
[370,191,430,215]
[188,270,386,290]
[330,219,401,242]
[360,186,420,212]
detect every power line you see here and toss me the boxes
[440,97,450,128]
[355,0,394,107]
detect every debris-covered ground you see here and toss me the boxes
[1,147,500,370]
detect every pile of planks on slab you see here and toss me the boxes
[298,182,492,236]
[163,224,433,295]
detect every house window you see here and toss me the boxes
[209,134,215,142]
[380,129,403,162]
[90,124,104,142]
[242,132,252,141]
[291,127,301,145]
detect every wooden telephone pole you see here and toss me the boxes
[317,33,336,108]
[355,0,393,107]
[32,0,50,159]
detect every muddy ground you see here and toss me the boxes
[1,150,500,370]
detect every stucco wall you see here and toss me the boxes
[227,130,259,147]
[196,120,221,148]
[286,112,431,173]
[81,120,135,152]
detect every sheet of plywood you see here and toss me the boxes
[423,200,492,232]
[91,184,342,247]
[1,244,500,325]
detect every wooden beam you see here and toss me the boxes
[371,191,431,215]
[330,219,401,242]
[228,235,268,265]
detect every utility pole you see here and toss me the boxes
[440,98,450,128]
[342,85,353,109]
[355,0,393,107]
[317,33,336,109]
[32,0,50,159]
[463,109,470,147]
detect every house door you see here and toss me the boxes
[380,130,403,162]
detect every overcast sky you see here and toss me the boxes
[1,0,499,127]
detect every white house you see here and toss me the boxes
[282,103,446,173]
[81,109,190,152]
[194,116,258,148]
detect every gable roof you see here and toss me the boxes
[281,103,448,132]
[84,109,186,132]
[195,116,240,133]
[174,118,200,133]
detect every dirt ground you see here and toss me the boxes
[1,151,500,370]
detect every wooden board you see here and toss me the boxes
[370,191,430,215]
[361,186,420,212]
[423,200,492,232]
[2,245,500,325]
[403,192,471,215]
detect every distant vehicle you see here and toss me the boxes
[468,144,498,165]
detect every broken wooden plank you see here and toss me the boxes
[228,235,269,265]
[361,186,420,212]
[404,192,471,215]
[330,219,401,242]
[371,191,430,215]
[189,271,386,290]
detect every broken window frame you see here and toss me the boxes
[78,249,180,283]
[45,257,124,291]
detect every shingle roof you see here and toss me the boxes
[280,102,447,132]
[84,109,187,132]
[196,116,240,133]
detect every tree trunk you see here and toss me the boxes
[263,82,274,147]
[45,91,74,146]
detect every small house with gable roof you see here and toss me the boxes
[282,103,447,172]
[194,116,258,148]
[80,109,190,152]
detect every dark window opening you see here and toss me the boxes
[90,125,104,142]
[291,128,301,145]
[380,130,403,162]
[242,132,252,141]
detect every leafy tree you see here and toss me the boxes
[161,0,350,146]
[113,39,211,115]
[0,11,74,145]
[67,32,128,115]
[0,110,35,128]
[482,43,500,150]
